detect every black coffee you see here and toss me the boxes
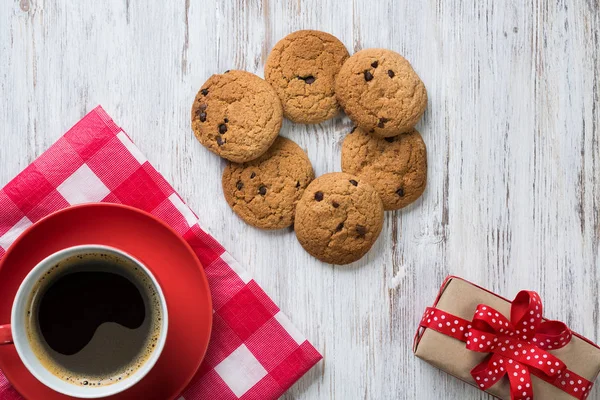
[39,270,146,356]
[25,252,163,387]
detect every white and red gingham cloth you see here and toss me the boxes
[0,106,322,399]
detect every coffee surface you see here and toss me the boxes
[25,253,163,387]
[39,270,146,355]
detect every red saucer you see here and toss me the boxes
[0,203,213,400]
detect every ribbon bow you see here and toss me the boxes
[420,290,594,399]
[467,291,573,399]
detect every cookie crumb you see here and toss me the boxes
[390,266,406,289]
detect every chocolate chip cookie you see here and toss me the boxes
[264,30,349,124]
[222,136,314,229]
[294,172,384,264]
[191,70,283,163]
[335,49,427,137]
[341,127,427,210]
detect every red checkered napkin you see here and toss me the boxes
[0,106,321,399]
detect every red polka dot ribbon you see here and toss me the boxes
[419,290,593,399]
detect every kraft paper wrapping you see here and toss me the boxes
[414,277,600,399]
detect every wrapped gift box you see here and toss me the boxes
[414,276,600,399]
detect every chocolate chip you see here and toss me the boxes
[224,118,229,123]
[199,112,207,122]
[364,71,373,81]
[332,201,339,208]
[396,187,405,197]
[371,60,378,68]
[250,172,256,179]
[369,129,375,133]
[335,222,344,232]
[356,225,367,237]
[219,124,228,134]
[314,191,324,201]
[236,181,244,190]
[258,185,267,195]
[378,117,389,128]
[349,179,358,186]
[299,75,316,84]
[350,126,357,133]
[385,137,395,143]
[216,136,225,146]
[387,70,395,78]
[296,181,301,188]
[201,88,209,96]
[199,104,207,111]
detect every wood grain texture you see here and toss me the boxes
[1,1,599,399]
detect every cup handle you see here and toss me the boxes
[0,325,12,345]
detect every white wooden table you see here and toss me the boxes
[1,1,599,399]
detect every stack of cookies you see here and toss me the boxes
[191,30,428,265]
